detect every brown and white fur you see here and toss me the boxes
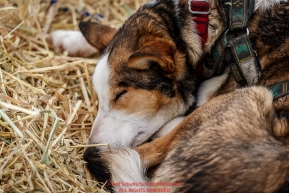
[50,0,229,150]
[64,0,289,192]
[78,1,204,149]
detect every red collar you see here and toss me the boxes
[188,0,211,80]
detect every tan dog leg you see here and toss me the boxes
[135,128,179,168]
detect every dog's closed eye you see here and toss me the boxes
[114,90,127,102]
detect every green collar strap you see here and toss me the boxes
[229,34,261,86]
[228,0,255,30]
[205,0,261,86]
[269,81,289,101]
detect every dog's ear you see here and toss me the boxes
[79,22,117,53]
[128,52,175,73]
[128,41,176,73]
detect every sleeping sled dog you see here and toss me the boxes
[52,0,289,192]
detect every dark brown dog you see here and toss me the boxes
[79,0,289,192]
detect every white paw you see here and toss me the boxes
[49,30,97,57]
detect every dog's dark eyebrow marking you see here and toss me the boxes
[118,81,129,87]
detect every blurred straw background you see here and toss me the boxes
[0,0,149,192]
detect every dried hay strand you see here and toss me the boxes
[0,0,150,192]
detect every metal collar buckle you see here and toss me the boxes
[188,0,211,15]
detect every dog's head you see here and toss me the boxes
[80,6,197,149]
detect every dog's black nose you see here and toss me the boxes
[83,147,113,191]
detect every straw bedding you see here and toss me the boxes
[0,0,149,192]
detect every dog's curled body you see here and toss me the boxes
[81,0,289,192]
[85,87,289,193]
